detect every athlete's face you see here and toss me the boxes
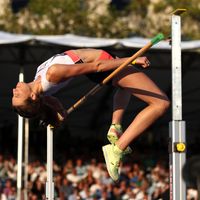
[12,82,32,107]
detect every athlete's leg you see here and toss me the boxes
[112,88,131,124]
[113,66,170,150]
[102,66,170,181]
[107,88,131,144]
[107,88,132,153]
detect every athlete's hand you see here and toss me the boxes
[134,57,151,68]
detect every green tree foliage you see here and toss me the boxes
[0,0,199,39]
[0,0,90,35]
[151,0,200,40]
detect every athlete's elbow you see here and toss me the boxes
[47,64,67,82]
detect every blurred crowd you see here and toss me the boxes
[0,153,198,200]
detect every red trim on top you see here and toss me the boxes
[64,50,81,63]
[97,50,114,60]
[65,50,114,63]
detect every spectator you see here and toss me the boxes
[68,187,81,200]
[30,178,45,200]
[37,164,46,183]
[79,184,92,199]
[29,194,38,200]
[53,161,62,175]
[63,159,74,176]
[89,179,102,198]
[101,171,113,186]
[59,177,73,200]
[121,187,135,200]
[2,179,13,198]
[54,173,62,199]
[66,168,87,187]
[92,163,106,180]
[75,158,87,176]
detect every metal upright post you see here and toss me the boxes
[24,119,29,200]
[169,8,187,200]
[46,125,54,200]
[17,69,24,200]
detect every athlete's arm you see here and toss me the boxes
[46,62,98,83]
[46,57,150,83]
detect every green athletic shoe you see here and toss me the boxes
[107,124,123,144]
[107,124,132,154]
[102,144,123,181]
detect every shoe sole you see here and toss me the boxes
[102,146,118,182]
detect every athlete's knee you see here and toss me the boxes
[152,98,170,116]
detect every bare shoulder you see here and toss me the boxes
[74,48,102,54]
[73,48,103,63]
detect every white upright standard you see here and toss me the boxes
[24,119,29,200]
[169,8,187,200]
[17,70,24,200]
[46,125,54,200]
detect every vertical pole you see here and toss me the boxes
[46,125,54,200]
[17,70,24,200]
[169,8,187,200]
[24,119,29,200]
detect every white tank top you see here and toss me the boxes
[34,54,74,95]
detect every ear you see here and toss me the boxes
[30,92,37,101]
